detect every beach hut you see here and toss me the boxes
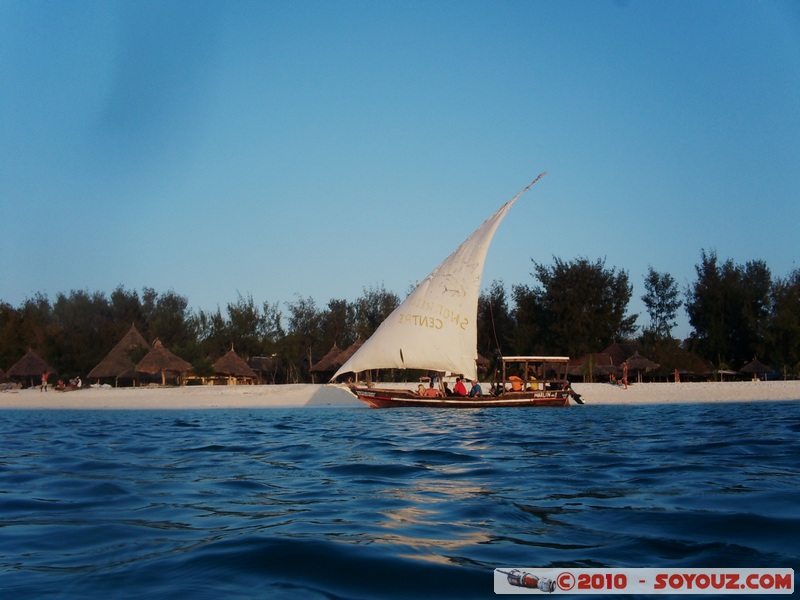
[309,343,343,382]
[602,342,640,367]
[212,346,256,385]
[330,340,364,380]
[135,339,192,386]
[569,353,617,382]
[739,358,774,381]
[625,352,660,383]
[248,356,276,384]
[88,324,151,387]
[6,349,56,388]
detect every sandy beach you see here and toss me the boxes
[1,380,799,409]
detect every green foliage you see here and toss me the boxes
[2,253,798,382]
[642,267,682,340]
[477,280,512,368]
[514,257,637,357]
[686,250,772,368]
[768,268,800,373]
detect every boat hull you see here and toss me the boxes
[350,387,572,408]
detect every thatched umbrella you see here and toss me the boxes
[88,324,150,386]
[625,352,660,383]
[213,346,256,384]
[135,339,192,386]
[6,349,56,388]
[739,358,774,381]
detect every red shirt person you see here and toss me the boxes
[454,377,467,396]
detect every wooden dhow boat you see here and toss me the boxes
[332,173,584,408]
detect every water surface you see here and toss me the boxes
[1,401,798,598]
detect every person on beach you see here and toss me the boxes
[454,377,467,396]
[41,371,48,392]
[621,361,628,389]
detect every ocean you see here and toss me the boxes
[1,401,798,599]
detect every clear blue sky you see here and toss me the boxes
[2,0,798,339]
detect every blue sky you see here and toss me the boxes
[2,0,798,339]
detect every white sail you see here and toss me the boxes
[333,174,546,382]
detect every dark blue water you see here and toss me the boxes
[1,401,798,599]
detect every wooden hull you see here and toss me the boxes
[350,387,572,408]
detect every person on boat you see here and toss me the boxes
[508,375,523,391]
[453,377,467,396]
[468,380,483,397]
[424,381,442,397]
[443,382,453,396]
[417,384,426,396]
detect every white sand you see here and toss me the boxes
[1,380,799,409]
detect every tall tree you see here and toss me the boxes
[51,289,113,377]
[519,257,636,357]
[0,302,24,369]
[319,298,356,350]
[148,290,196,353]
[768,268,800,375]
[641,267,682,340]
[225,293,268,358]
[686,250,772,367]
[477,280,512,362]
[282,296,322,382]
[354,284,399,340]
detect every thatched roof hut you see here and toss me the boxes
[135,339,192,386]
[625,352,660,383]
[6,350,55,387]
[739,358,774,380]
[213,347,256,384]
[334,340,362,369]
[310,344,342,373]
[602,342,640,366]
[88,324,150,386]
[248,356,275,384]
[569,353,617,381]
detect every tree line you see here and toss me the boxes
[2,250,798,383]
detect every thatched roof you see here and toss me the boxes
[310,344,342,372]
[248,356,274,372]
[88,324,150,380]
[213,347,256,377]
[135,340,192,375]
[333,340,363,370]
[568,353,615,377]
[602,342,640,365]
[624,352,660,372]
[739,358,774,375]
[6,350,55,378]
